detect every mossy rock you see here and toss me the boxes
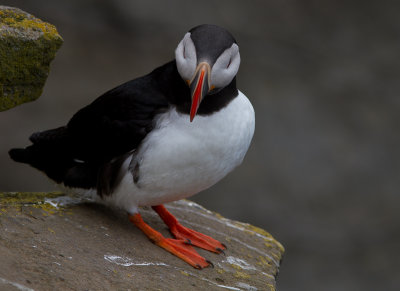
[0,6,63,111]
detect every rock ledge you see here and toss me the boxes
[0,192,283,290]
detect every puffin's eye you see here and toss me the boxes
[175,32,197,81]
[210,43,240,89]
[226,58,232,69]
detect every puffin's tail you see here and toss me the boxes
[9,147,34,164]
[9,126,100,189]
[9,126,74,184]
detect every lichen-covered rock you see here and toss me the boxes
[0,192,284,290]
[0,6,63,111]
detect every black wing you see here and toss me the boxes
[67,74,169,162]
[9,71,169,191]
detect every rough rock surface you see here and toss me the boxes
[0,192,284,291]
[0,6,63,111]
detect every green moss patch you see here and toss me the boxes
[0,6,63,111]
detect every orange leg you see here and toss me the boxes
[129,213,210,269]
[152,205,226,254]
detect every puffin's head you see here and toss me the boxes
[175,24,240,121]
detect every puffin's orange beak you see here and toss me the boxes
[189,62,211,122]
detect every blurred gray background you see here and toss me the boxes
[1,1,399,290]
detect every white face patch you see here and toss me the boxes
[210,43,240,89]
[175,32,197,82]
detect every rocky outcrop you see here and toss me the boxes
[0,192,284,290]
[0,6,63,111]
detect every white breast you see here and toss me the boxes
[106,91,255,214]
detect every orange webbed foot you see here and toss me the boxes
[152,205,226,254]
[129,213,212,269]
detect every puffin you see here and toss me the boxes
[9,24,255,269]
